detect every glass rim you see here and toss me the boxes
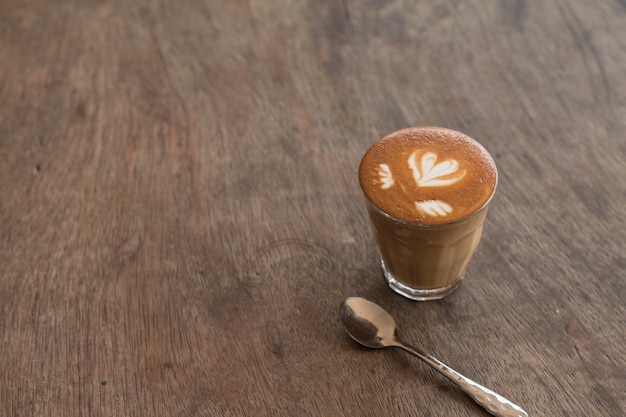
[358,126,499,228]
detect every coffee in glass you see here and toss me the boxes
[359,126,497,300]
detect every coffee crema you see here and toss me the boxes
[359,126,497,225]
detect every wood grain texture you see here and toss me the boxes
[1,0,625,416]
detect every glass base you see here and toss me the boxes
[382,261,464,301]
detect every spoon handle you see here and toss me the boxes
[396,342,528,417]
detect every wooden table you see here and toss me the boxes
[1,1,625,416]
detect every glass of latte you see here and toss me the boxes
[359,126,498,301]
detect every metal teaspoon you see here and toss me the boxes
[340,297,529,417]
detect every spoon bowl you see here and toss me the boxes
[340,297,528,417]
[340,297,397,348]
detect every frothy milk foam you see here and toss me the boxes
[359,127,497,300]
[359,127,497,225]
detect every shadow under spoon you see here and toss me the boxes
[340,297,529,417]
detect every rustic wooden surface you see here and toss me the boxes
[1,1,625,416]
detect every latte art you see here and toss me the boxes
[377,164,394,190]
[377,151,467,218]
[415,200,453,217]
[359,126,497,224]
[409,151,465,187]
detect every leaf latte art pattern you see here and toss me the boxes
[377,164,394,189]
[408,151,465,187]
[377,150,465,218]
[415,200,453,217]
